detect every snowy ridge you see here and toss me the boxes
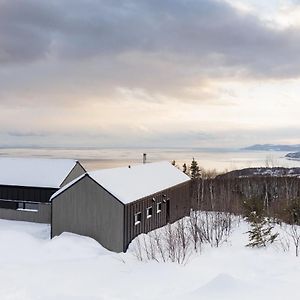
[218,167,300,179]
[0,157,78,188]
[88,161,190,204]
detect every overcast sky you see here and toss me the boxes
[1,0,300,148]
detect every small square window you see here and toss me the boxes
[146,207,153,218]
[157,202,162,213]
[25,202,39,212]
[18,202,25,210]
[134,212,142,225]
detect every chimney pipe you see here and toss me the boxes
[143,153,147,164]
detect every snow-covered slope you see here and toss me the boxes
[0,157,78,188]
[0,218,300,300]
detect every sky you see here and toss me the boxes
[1,0,300,148]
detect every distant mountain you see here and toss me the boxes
[285,152,300,159]
[242,144,300,151]
[217,167,300,179]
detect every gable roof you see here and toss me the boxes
[90,161,190,203]
[51,161,190,204]
[0,157,80,188]
[50,162,184,204]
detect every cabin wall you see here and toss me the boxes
[52,176,125,252]
[124,181,191,250]
[0,185,57,203]
[60,162,86,187]
[0,202,51,223]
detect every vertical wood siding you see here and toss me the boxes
[60,162,86,187]
[52,176,125,252]
[124,181,191,251]
[0,185,57,203]
[0,203,51,223]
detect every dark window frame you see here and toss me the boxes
[134,212,142,225]
[146,206,153,219]
[157,202,162,213]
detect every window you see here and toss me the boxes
[146,207,153,218]
[17,202,38,212]
[25,202,39,211]
[18,202,25,210]
[157,202,162,213]
[134,212,142,225]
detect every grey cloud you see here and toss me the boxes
[0,0,62,64]
[6,131,50,137]
[1,0,300,112]
[1,0,300,78]
[2,125,300,149]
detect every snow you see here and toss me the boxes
[88,161,190,203]
[0,157,78,188]
[0,217,300,299]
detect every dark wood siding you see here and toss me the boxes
[60,162,86,187]
[52,175,125,252]
[124,181,191,251]
[0,200,18,209]
[0,203,51,223]
[0,185,57,203]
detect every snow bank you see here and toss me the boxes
[0,218,300,300]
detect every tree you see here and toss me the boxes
[182,163,187,174]
[246,214,278,248]
[283,199,300,256]
[190,158,200,179]
[243,197,278,248]
[285,224,300,257]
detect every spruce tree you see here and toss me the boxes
[182,163,187,174]
[246,213,278,248]
[243,198,279,248]
[190,158,200,179]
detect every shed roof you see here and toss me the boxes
[0,157,79,188]
[51,161,191,204]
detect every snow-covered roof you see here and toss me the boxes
[0,157,79,188]
[51,161,191,203]
[92,161,190,203]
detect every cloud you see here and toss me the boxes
[0,0,62,64]
[1,0,300,78]
[1,0,300,147]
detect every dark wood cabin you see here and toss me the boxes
[0,157,86,223]
[51,161,191,252]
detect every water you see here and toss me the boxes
[0,147,299,172]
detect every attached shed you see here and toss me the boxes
[0,157,86,223]
[51,161,191,252]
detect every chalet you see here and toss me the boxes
[0,157,85,223]
[51,161,191,252]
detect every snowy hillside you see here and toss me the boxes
[0,217,299,300]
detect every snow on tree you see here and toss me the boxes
[243,197,278,248]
